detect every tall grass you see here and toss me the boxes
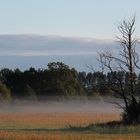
[0,112,120,129]
[0,112,139,139]
[0,132,139,140]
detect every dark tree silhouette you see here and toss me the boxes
[99,16,140,124]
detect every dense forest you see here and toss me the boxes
[0,61,140,101]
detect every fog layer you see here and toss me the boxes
[0,97,122,114]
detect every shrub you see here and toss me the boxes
[122,101,140,124]
[23,85,37,100]
[0,81,11,102]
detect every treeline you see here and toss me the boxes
[0,62,84,101]
[78,71,140,96]
[0,62,140,101]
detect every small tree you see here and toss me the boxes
[99,16,140,124]
[0,81,11,102]
[23,85,37,101]
[47,62,85,96]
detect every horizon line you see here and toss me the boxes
[0,33,114,41]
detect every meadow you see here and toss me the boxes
[0,99,139,140]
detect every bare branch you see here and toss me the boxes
[98,15,139,115]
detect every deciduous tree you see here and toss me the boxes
[99,16,140,124]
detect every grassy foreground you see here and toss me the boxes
[0,112,139,140]
[0,132,139,140]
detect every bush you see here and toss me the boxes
[122,101,140,124]
[0,81,11,102]
[23,85,37,100]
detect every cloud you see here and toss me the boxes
[0,34,116,56]
[0,34,118,71]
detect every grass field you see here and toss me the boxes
[0,131,140,140]
[0,112,120,129]
[0,112,139,140]
[0,99,139,140]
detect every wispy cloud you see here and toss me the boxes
[0,34,118,71]
[0,34,116,57]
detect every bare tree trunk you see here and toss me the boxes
[99,15,140,124]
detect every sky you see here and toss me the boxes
[0,0,140,71]
[0,0,140,39]
[0,35,116,71]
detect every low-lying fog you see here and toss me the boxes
[0,96,123,114]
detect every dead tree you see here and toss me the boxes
[99,16,140,124]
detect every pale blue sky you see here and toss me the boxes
[0,0,140,38]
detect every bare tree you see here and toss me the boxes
[99,16,140,124]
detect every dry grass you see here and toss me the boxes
[0,132,139,140]
[0,112,120,129]
[0,112,139,140]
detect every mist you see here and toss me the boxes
[0,96,122,114]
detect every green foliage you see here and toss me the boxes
[68,122,140,134]
[2,62,140,99]
[0,81,11,102]
[0,62,85,98]
[47,62,85,96]
[23,85,37,100]
[48,62,69,71]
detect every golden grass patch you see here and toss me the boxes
[0,112,120,129]
[0,132,139,140]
